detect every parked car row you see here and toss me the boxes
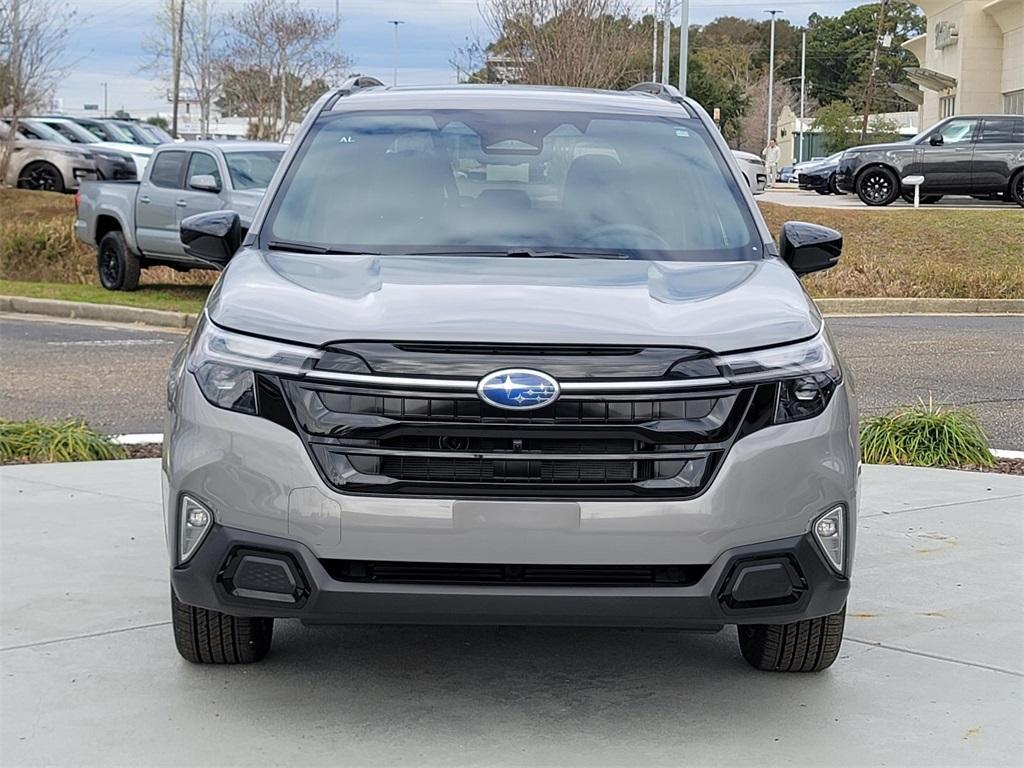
[2,115,179,193]
[790,114,1024,207]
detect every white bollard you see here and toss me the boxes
[903,175,925,209]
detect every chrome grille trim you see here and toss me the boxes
[302,370,731,392]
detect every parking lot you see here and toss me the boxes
[1,459,1021,766]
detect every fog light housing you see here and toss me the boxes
[179,495,213,564]
[813,506,845,573]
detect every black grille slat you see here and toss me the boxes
[320,560,710,587]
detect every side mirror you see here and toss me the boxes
[779,221,842,276]
[180,210,241,268]
[189,173,220,192]
[929,133,944,146]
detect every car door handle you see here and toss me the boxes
[139,195,151,204]
[175,199,188,207]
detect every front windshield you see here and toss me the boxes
[84,120,135,143]
[112,121,157,145]
[141,124,173,144]
[264,110,760,261]
[46,120,100,143]
[13,120,71,144]
[225,150,284,189]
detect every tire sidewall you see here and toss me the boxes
[1011,171,1024,208]
[97,232,140,291]
[18,162,65,193]
[856,166,898,206]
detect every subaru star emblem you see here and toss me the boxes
[477,369,560,411]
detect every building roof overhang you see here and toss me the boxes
[905,67,958,92]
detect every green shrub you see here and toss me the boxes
[0,419,127,464]
[860,400,994,468]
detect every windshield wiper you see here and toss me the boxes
[266,240,380,255]
[406,249,629,260]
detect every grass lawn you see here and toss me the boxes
[759,203,1024,299]
[0,279,209,314]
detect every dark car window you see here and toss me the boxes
[931,118,978,145]
[978,118,1024,144]
[266,110,760,262]
[186,152,221,189]
[149,150,187,188]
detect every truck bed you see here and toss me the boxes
[74,179,140,250]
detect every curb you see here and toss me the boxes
[3,295,1021,328]
[0,296,198,329]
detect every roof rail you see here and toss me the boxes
[337,75,386,95]
[626,82,685,103]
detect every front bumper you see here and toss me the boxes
[798,173,829,192]
[171,523,849,627]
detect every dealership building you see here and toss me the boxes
[900,0,1024,125]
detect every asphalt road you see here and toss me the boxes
[1,313,1022,446]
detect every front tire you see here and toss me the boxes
[171,590,274,664]
[737,605,846,672]
[856,167,899,206]
[828,173,842,195]
[900,191,943,205]
[1009,170,1024,208]
[17,161,65,193]
[97,230,141,291]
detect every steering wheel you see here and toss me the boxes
[579,223,672,251]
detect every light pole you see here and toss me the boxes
[677,0,689,95]
[798,31,806,162]
[765,9,782,147]
[101,82,108,117]
[660,0,671,85]
[388,20,404,87]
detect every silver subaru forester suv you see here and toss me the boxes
[166,78,857,672]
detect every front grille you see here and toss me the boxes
[265,341,761,499]
[320,559,710,586]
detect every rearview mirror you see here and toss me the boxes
[189,173,220,192]
[180,210,241,268]
[929,133,944,146]
[779,221,842,276]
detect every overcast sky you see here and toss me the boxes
[59,0,865,116]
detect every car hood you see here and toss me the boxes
[99,141,153,157]
[731,150,762,162]
[207,251,821,354]
[801,160,838,174]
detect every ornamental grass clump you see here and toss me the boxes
[859,399,994,469]
[0,419,127,464]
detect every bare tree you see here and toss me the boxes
[219,0,347,141]
[0,0,76,182]
[736,74,798,154]
[482,0,647,88]
[143,0,225,139]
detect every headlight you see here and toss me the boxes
[719,334,842,425]
[186,314,320,414]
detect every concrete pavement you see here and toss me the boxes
[1,459,1021,767]
[3,313,1022,447]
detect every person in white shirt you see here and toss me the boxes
[763,139,781,187]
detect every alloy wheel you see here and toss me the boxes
[859,170,895,205]
[99,243,122,288]
[19,165,61,191]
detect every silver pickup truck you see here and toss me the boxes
[74,140,285,290]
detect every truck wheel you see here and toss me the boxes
[737,605,845,672]
[171,590,273,664]
[856,167,899,206]
[1010,171,1024,208]
[97,231,141,291]
[17,161,65,193]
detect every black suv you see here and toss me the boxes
[836,115,1024,207]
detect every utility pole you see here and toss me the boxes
[798,31,806,162]
[677,0,689,95]
[101,82,108,117]
[651,1,659,81]
[171,0,186,139]
[765,10,782,147]
[388,20,404,87]
[660,0,671,85]
[861,0,889,142]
